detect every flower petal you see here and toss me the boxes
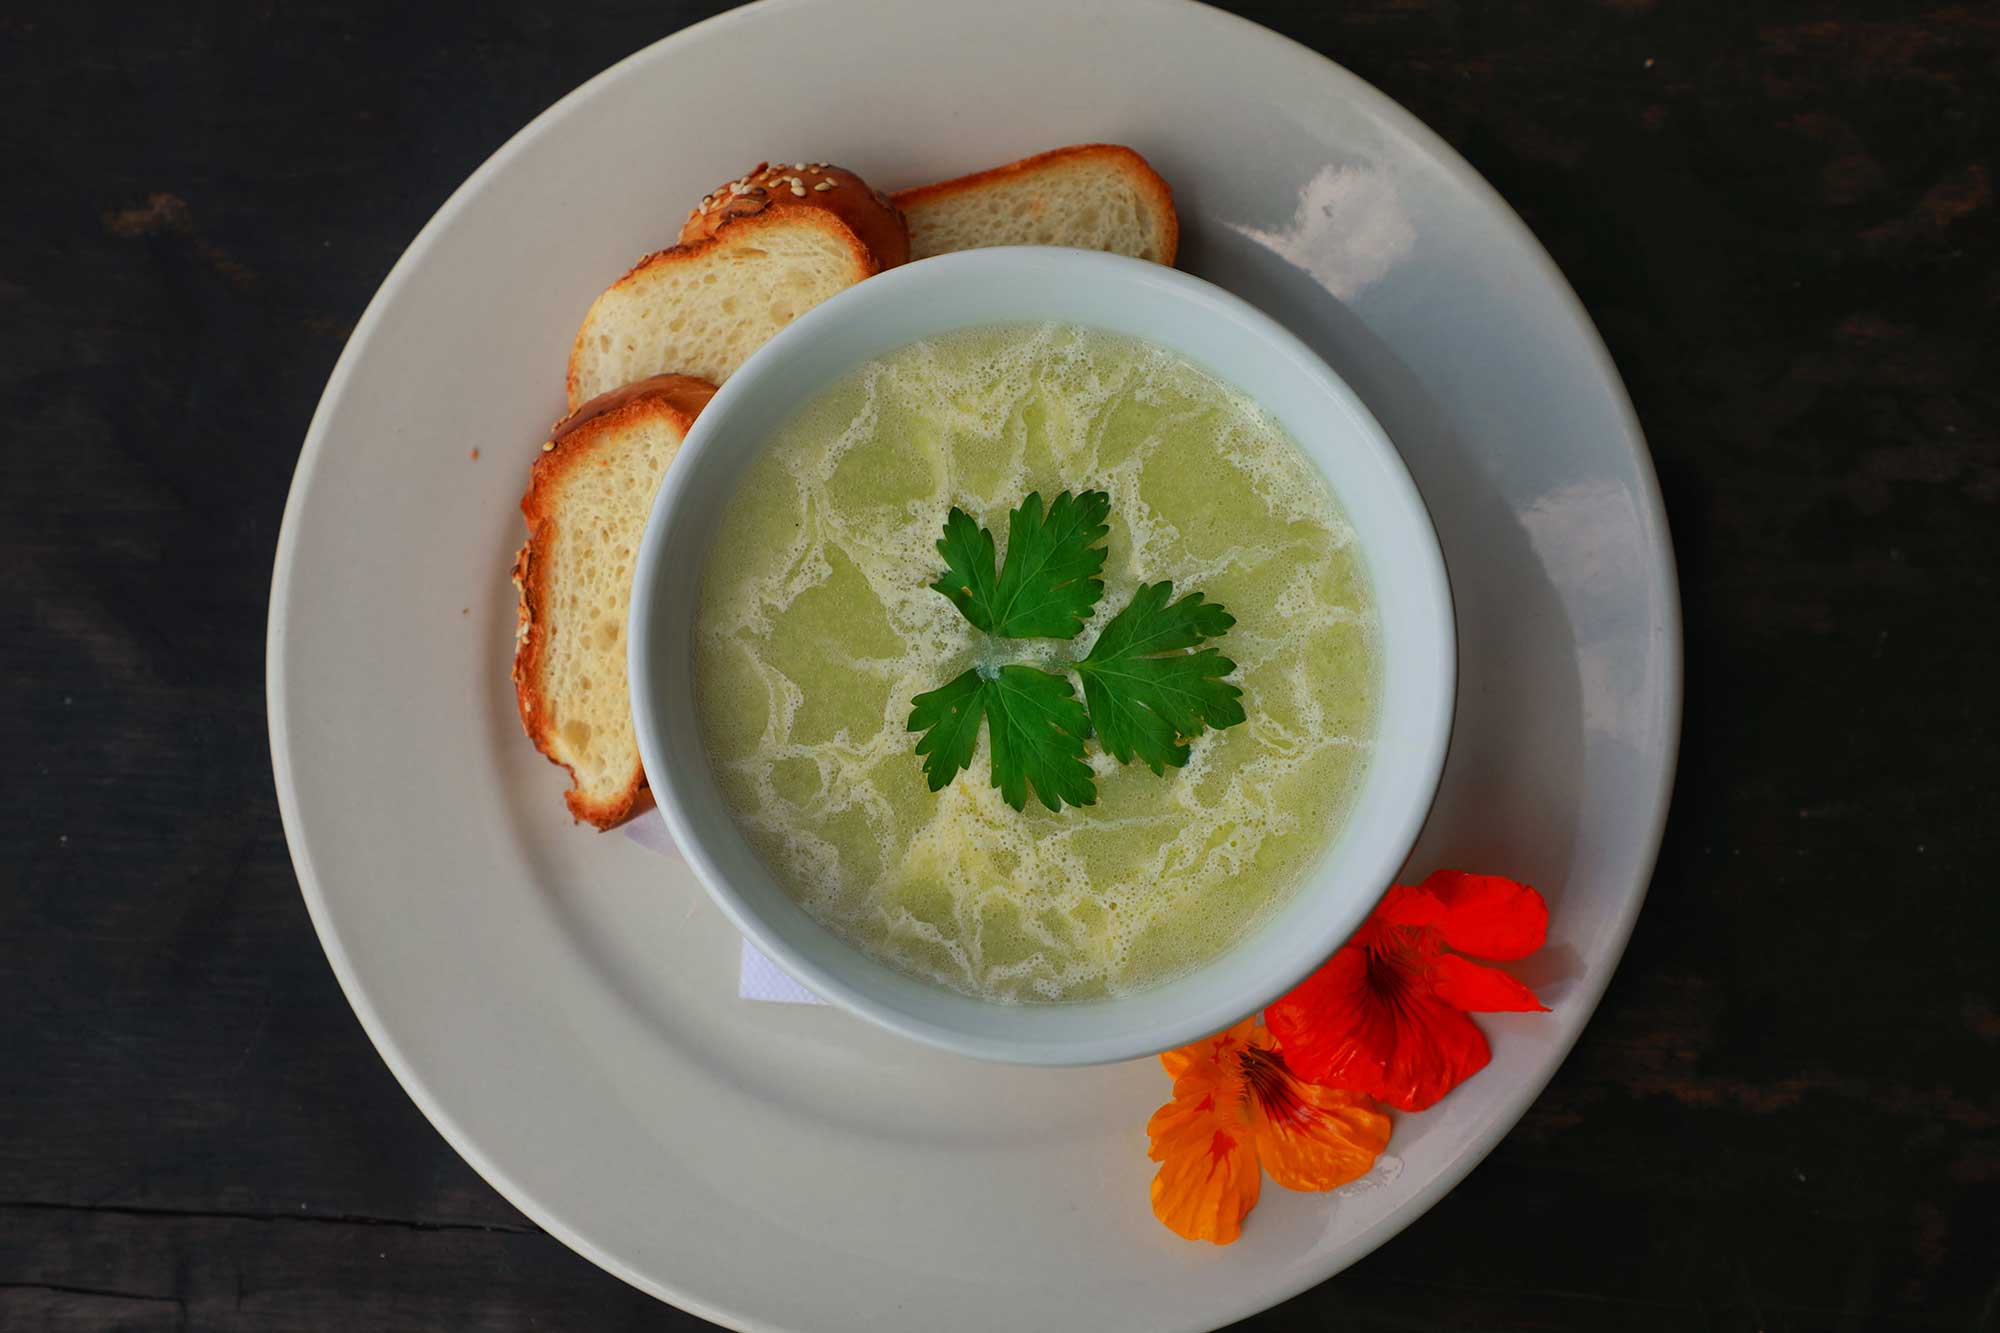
[1159,1017,1253,1082]
[1375,882,1447,930]
[1422,870,1548,961]
[1148,1019,1265,1243]
[1146,1088,1214,1160]
[1238,1044,1391,1192]
[1149,1120,1261,1244]
[1256,1089,1391,1192]
[1268,947,1493,1111]
[1374,989,1492,1111]
[1431,953,1547,1012]
[1265,945,1391,1095]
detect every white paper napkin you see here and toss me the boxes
[625,809,828,1004]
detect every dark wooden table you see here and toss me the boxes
[6,2,1996,1328]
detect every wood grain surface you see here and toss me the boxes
[3,1,1995,1329]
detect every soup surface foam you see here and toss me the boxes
[694,323,1378,1002]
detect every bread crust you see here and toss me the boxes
[679,162,908,268]
[565,209,880,410]
[891,143,1179,265]
[512,374,717,829]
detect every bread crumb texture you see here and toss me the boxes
[518,400,705,826]
[900,147,1176,264]
[568,215,874,407]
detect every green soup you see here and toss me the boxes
[693,324,1377,1002]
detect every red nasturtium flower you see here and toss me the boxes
[1266,870,1550,1112]
[1147,1019,1390,1244]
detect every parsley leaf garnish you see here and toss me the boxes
[908,665,1095,812]
[907,667,988,793]
[931,490,1110,639]
[1076,581,1245,775]
[909,493,1245,812]
[985,666,1097,811]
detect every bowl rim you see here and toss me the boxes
[628,246,1455,1064]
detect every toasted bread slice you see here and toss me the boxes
[566,209,878,409]
[893,144,1178,265]
[513,374,717,828]
[680,161,909,269]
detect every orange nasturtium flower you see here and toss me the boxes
[1267,870,1550,1113]
[1147,1019,1390,1244]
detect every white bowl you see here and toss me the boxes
[628,247,1453,1065]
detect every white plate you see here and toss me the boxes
[267,1,1680,1328]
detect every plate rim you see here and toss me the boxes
[267,0,1683,1326]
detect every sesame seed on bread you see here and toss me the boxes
[681,161,908,269]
